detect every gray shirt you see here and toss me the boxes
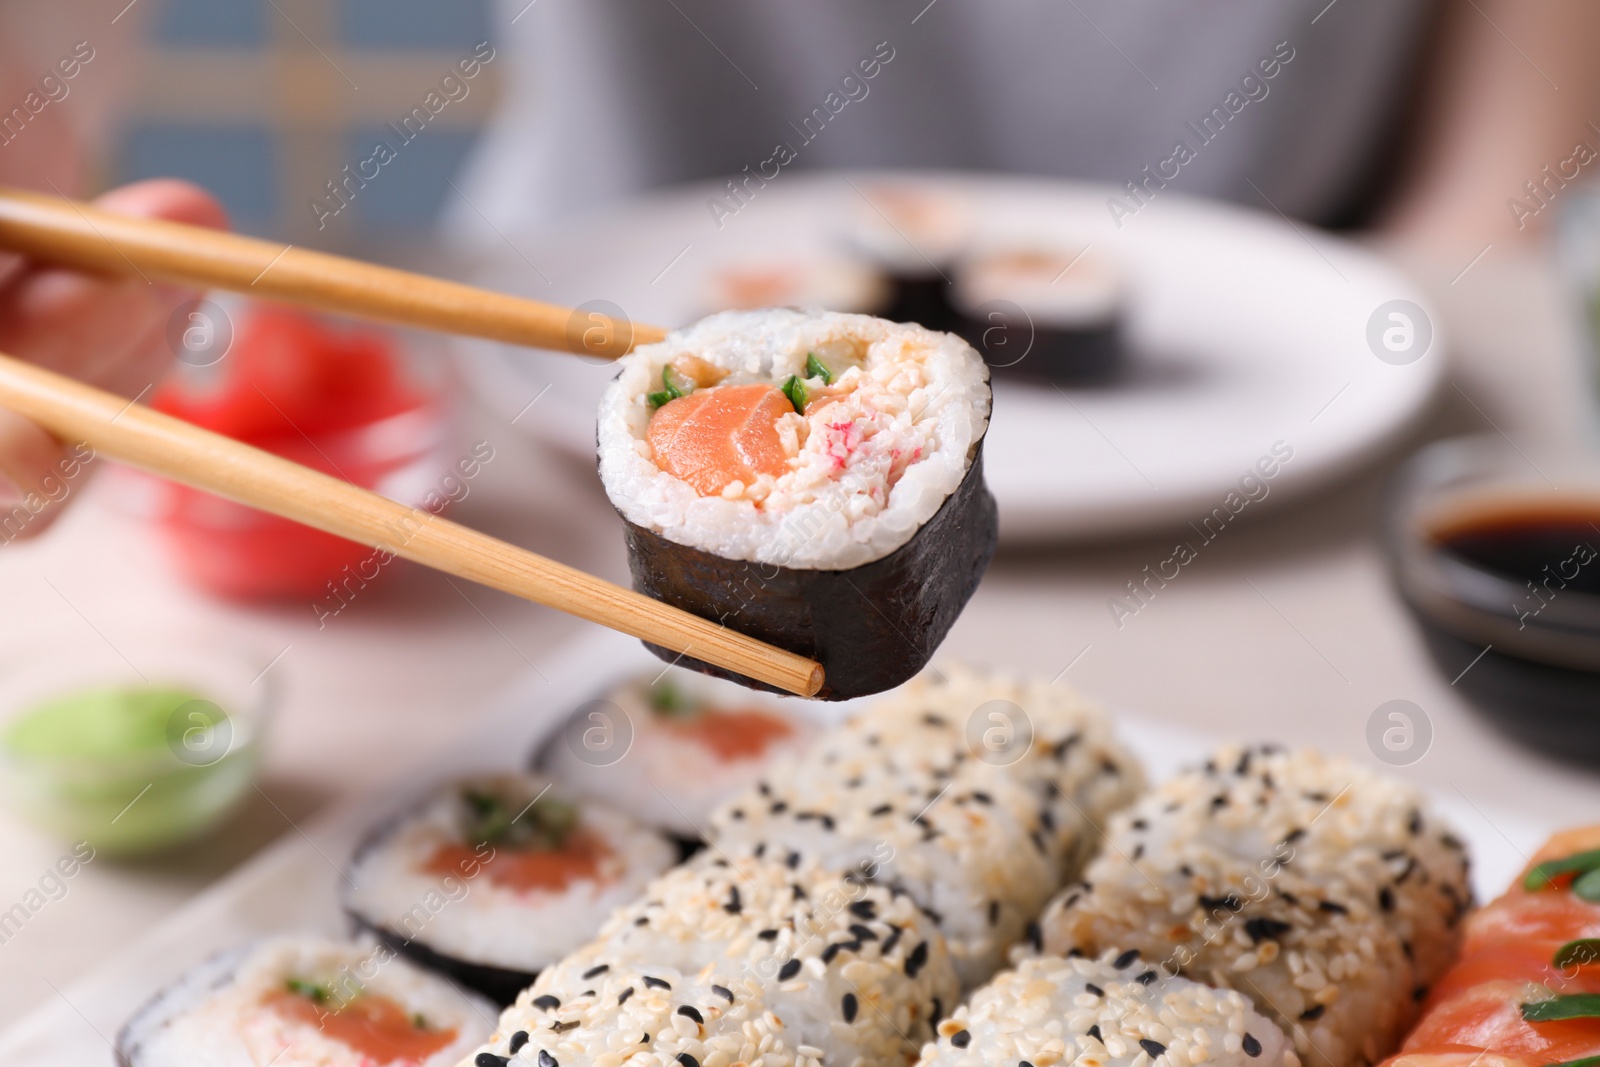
[456,0,1434,236]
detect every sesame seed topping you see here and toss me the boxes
[841,992,858,1022]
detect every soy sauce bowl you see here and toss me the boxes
[1383,435,1600,762]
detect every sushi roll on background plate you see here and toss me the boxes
[115,936,493,1067]
[845,183,971,332]
[535,669,819,841]
[598,308,998,699]
[951,246,1126,384]
[701,257,891,317]
[342,773,676,1005]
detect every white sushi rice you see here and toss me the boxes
[345,775,677,973]
[538,670,819,838]
[597,309,991,570]
[1032,745,1472,1067]
[919,952,1298,1067]
[118,936,493,1067]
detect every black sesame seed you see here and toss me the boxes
[882,926,904,955]
[971,791,992,804]
[539,1051,559,1067]
[950,1030,972,1049]
[477,1055,508,1067]
[792,884,807,901]
[1113,948,1141,969]
[725,887,742,915]
[1299,1004,1326,1021]
[849,900,877,920]
[905,941,930,978]
[713,984,735,1002]
[758,781,771,796]
[822,943,845,964]
[1244,918,1292,943]
[641,1035,650,1044]
[509,1032,530,1055]
[551,1021,579,1034]
[618,987,634,1004]
[786,851,801,869]
[583,964,609,979]
[729,809,745,821]
[677,1055,699,1067]
[870,804,894,816]
[931,997,943,1025]
[849,923,877,942]
[1086,1025,1103,1044]
[841,992,859,1023]
[1132,844,1145,861]
[1136,970,1158,985]
[1242,1033,1262,1058]
[1379,887,1395,912]
[1020,1061,1036,1067]
[677,1006,703,1025]
[753,842,766,858]
[988,900,1000,926]
[758,928,779,940]
[1283,828,1305,844]
[533,995,560,1011]
[1085,983,1105,997]
[1140,1039,1168,1060]
[771,801,788,814]
[643,976,671,990]
[1025,921,1043,953]
[634,916,649,927]
[778,958,802,981]
[1210,794,1228,811]
[1318,900,1348,915]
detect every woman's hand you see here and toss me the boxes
[0,178,226,538]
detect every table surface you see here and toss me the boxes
[1,243,1598,1033]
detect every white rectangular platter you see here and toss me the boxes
[0,628,1555,1065]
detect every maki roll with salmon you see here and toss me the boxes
[1381,825,1600,1067]
[919,951,1300,1067]
[535,669,817,842]
[951,246,1126,384]
[846,183,970,332]
[598,309,997,699]
[115,936,493,1067]
[342,774,675,1005]
[1033,745,1473,1067]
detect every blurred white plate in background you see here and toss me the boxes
[452,172,1443,541]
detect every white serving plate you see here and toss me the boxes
[0,629,1542,1065]
[453,171,1444,542]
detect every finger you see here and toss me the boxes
[0,408,78,541]
[0,179,228,390]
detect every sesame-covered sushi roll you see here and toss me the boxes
[920,952,1299,1067]
[951,246,1126,383]
[115,936,493,1067]
[543,853,958,1066]
[1034,746,1473,1067]
[342,774,676,1005]
[467,962,800,1067]
[535,670,818,842]
[598,309,997,700]
[836,664,1145,870]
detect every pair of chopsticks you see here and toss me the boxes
[0,187,824,698]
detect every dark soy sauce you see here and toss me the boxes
[1430,505,1600,595]
[1405,499,1600,763]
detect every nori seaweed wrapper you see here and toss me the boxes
[620,443,998,700]
[344,910,535,1006]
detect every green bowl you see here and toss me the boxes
[0,636,274,856]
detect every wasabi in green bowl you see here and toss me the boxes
[0,638,272,856]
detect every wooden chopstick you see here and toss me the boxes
[0,186,666,358]
[0,351,824,698]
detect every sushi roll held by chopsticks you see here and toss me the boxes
[598,309,998,700]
